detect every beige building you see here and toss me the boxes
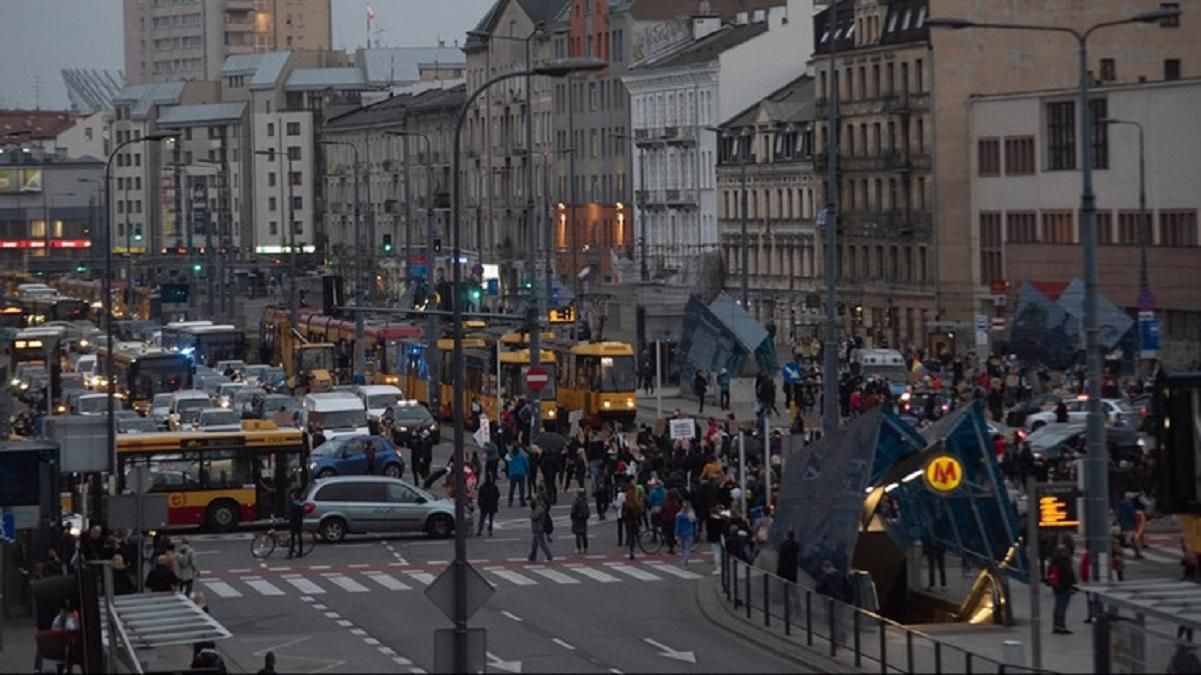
[969,77,1201,368]
[124,0,332,84]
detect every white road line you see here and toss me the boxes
[405,571,437,585]
[323,611,340,619]
[200,580,242,598]
[311,604,327,611]
[378,647,396,656]
[505,557,528,562]
[363,637,380,646]
[365,573,411,591]
[350,628,367,636]
[335,619,353,627]
[488,569,538,586]
[410,668,426,674]
[500,610,523,622]
[324,574,370,592]
[283,577,326,595]
[566,566,620,583]
[604,563,661,581]
[308,565,332,570]
[584,554,606,559]
[526,567,580,584]
[646,562,703,580]
[244,578,285,596]
[348,563,371,568]
[1137,549,1178,565]
[609,668,623,674]
[551,638,576,650]
[228,568,251,574]
[393,657,413,666]
[299,596,314,603]
[389,562,410,567]
[266,566,292,572]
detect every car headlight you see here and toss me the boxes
[10,378,19,387]
[68,526,81,537]
[546,408,556,417]
[602,400,611,409]
[900,392,911,402]
[19,383,28,390]
[399,426,409,432]
[626,398,635,408]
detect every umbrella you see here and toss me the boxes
[532,432,569,453]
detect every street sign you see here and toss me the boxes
[525,366,549,393]
[0,512,14,543]
[1138,311,1160,358]
[424,562,494,622]
[1036,482,1080,530]
[923,453,964,495]
[486,278,499,297]
[974,314,989,354]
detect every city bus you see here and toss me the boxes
[0,303,26,336]
[9,326,67,399]
[26,295,89,325]
[261,306,423,387]
[160,320,213,351]
[100,343,193,411]
[167,324,246,367]
[554,341,638,429]
[116,427,304,531]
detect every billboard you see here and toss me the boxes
[0,168,43,194]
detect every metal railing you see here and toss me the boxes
[720,552,1046,674]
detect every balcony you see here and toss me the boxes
[665,188,698,208]
[225,0,254,10]
[224,18,254,32]
[885,92,930,114]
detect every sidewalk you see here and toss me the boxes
[635,382,803,431]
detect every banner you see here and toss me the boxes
[0,168,43,194]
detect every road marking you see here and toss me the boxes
[405,571,437,585]
[486,568,537,586]
[389,562,410,567]
[584,554,606,560]
[267,566,292,572]
[348,563,371,568]
[365,573,411,591]
[324,574,370,592]
[363,637,380,646]
[1137,549,1178,565]
[392,657,412,666]
[646,562,703,580]
[643,637,696,664]
[551,638,576,650]
[244,578,285,596]
[228,568,251,574]
[323,611,340,619]
[609,669,623,674]
[505,557,528,562]
[336,619,353,627]
[283,576,326,595]
[350,628,367,636]
[308,565,332,570]
[526,567,580,584]
[311,604,327,610]
[201,580,242,598]
[409,668,426,674]
[299,596,314,603]
[500,610,523,622]
[378,647,396,656]
[565,566,620,583]
[604,563,661,581]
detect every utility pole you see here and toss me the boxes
[738,129,749,308]
[821,0,841,439]
[318,140,363,379]
[524,32,544,437]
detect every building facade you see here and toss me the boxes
[717,74,820,342]
[0,152,104,273]
[969,77,1201,369]
[124,0,333,85]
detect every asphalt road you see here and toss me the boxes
[173,431,812,674]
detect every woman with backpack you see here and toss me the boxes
[570,488,591,554]
[621,483,643,560]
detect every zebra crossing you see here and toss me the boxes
[200,559,706,600]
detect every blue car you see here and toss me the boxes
[310,435,405,479]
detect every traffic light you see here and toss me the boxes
[75,263,87,273]
[192,262,203,273]
[382,234,393,253]
[469,287,481,302]
[432,238,442,254]
[133,230,143,242]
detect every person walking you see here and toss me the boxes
[484,439,500,484]
[507,445,529,507]
[706,505,726,574]
[570,488,591,554]
[693,370,709,414]
[175,537,198,597]
[257,652,277,675]
[477,475,500,537]
[922,533,947,590]
[675,502,697,567]
[287,490,305,559]
[777,531,800,582]
[717,368,731,411]
[1049,544,1078,634]
[528,495,554,562]
[621,483,643,560]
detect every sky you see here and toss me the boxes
[0,0,493,110]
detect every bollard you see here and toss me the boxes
[1002,640,1025,668]
[732,560,740,608]
[934,641,942,675]
[879,619,888,674]
[763,574,770,627]
[784,584,791,636]
[745,565,752,619]
[853,609,861,668]
[907,630,914,673]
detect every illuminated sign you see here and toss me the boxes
[923,453,964,494]
[548,306,575,324]
[255,245,316,254]
[1036,482,1080,529]
[0,239,91,249]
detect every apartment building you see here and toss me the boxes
[124,0,332,84]
[0,152,104,272]
[969,78,1201,368]
[716,74,819,340]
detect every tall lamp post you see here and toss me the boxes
[77,178,103,270]
[317,141,366,381]
[1099,117,1155,315]
[928,8,1181,672]
[612,132,648,281]
[255,150,300,327]
[821,0,841,441]
[193,158,227,318]
[103,133,175,504]
[449,56,606,672]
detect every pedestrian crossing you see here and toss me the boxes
[200,559,706,600]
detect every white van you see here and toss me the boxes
[302,392,369,440]
[352,384,403,422]
[74,354,98,386]
[851,348,910,397]
[169,389,213,429]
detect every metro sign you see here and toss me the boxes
[923,453,964,495]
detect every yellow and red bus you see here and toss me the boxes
[116,427,304,531]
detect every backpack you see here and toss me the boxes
[542,509,554,534]
[1046,563,1061,588]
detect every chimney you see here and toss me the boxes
[692,16,722,40]
[751,9,767,23]
[735,11,749,25]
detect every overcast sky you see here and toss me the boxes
[0,0,492,110]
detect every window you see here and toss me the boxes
[915,58,924,92]
[979,211,1003,286]
[1046,101,1076,170]
[287,146,301,161]
[268,196,277,212]
[290,171,302,186]
[1095,210,1114,245]
[1165,59,1181,81]
[286,122,301,136]
[267,172,276,187]
[1089,98,1109,169]
[1159,210,1198,247]
[1041,211,1074,244]
[1004,136,1035,175]
[1007,212,1038,243]
[269,221,278,236]
[1160,3,1180,27]
[1100,58,1116,81]
[291,196,303,211]
[1117,211,1142,244]
[266,122,275,137]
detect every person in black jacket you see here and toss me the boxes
[145,554,181,592]
[777,531,800,583]
[1049,544,1077,634]
[477,475,500,536]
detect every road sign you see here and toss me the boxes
[424,562,494,622]
[525,365,549,392]
[923,453,964,494]
[1035,482,1080,530]
[1138,311,1160,358]
[0,513,14,543]
[991,317,1007,331]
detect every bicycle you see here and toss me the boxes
[638,526,663,555]
[251,520,317,559]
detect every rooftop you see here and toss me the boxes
[466,0,571,49]
[722,73,814,128]
[0,110,78,141]
[113,82,187,120]
[284,67,367,92]
[360,47,465,86]
[324,84,467,131]
[157,102,247,127]
[814,0,928,55]
[631,21,768,71]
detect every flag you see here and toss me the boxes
[366,4,375,20]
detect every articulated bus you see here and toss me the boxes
[259,306,423,386]
[99,343,193,411]
[116,427,303,531]
[162,322,245,366]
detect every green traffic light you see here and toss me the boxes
[192,263,202,272]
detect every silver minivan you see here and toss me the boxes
[301,476,458,542]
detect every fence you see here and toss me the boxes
[720,552,1047,674]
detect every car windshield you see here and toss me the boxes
[394,407,432,424]
[1112,400,1137,414]
[176,397,209,412]
[311,437,348,457]
[152,393,173,408]
[201,410,241,426]
[78,397,107,413]
[311,409,366,430]
[368,393,399,409]
[586,355,636,392]
[119,419,159,433]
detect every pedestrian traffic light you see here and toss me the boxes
[382,234,393,253]
[432,237,442,254]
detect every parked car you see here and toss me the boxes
[1005,394,1062,428]
[301,476,457,542]
[309,435,405,479]
[195,407,244,432]
[1025,397,1137,430]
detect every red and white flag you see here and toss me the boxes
[366,4,375,20]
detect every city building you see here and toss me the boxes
[55,112,112,161]
[968,77,1201,368]
[0,149,105,272]
[622,1,814,279]
[716,74,818,344]
[357,45,467,104]
[123,0,333,84]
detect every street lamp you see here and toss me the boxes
[1099,117,1154,314]
[255,149,300,328]
[928,7,1181,671]
[447,56,605,672]
[317,140,367,382]
[78,178,103,269]
[103,132,175,509]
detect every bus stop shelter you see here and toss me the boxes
[1081,578,1201,673]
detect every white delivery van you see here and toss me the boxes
[302,392,370,441]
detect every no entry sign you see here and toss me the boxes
[526,365,549,392]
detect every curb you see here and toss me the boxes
[693,574,862,673]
